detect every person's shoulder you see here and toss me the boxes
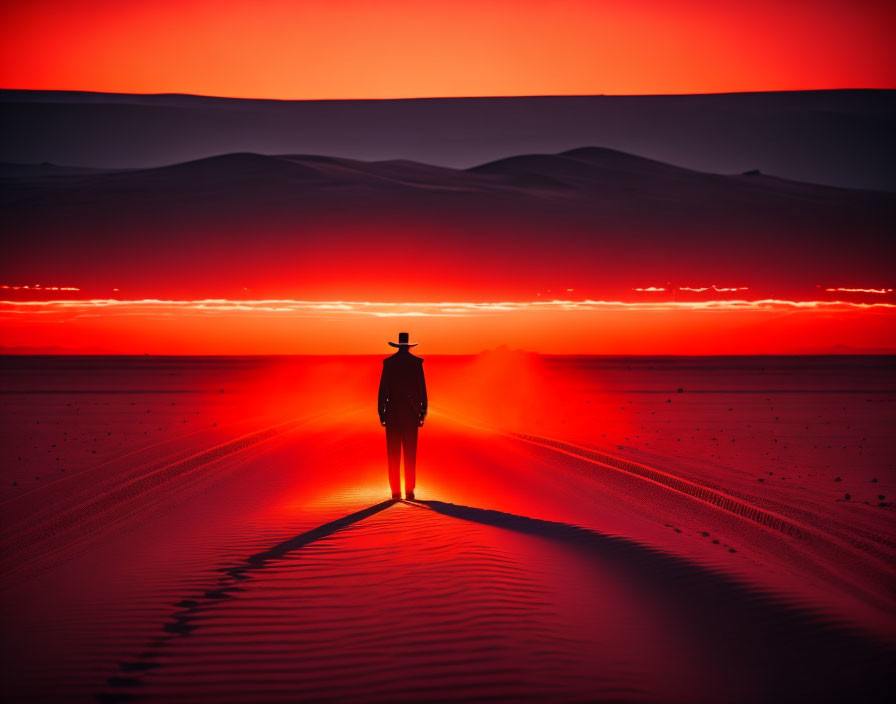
[409,352,424,363]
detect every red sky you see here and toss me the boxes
[2,1,894,354]
[2,0,894,99]
[1,297,894,354]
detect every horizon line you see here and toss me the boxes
[2,351,895,358]
[2,86,895,103]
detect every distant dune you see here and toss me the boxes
[2,89,894,190]
[2,147,893,299]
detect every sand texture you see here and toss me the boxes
[1,354,893,701]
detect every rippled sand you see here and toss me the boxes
[1,355,893,702]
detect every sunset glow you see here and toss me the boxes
[679,286,750,293]
[2,297,894,354]
[0,285,80,291]
[2,0,894,99]
[2,1,894,701]
[4,297,894,314]
[825,287,894,294]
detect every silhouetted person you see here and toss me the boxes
[378,332,427,500]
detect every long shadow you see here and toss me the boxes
[98,499,397,702]
[246,499,398,565]
[100,496,891,703]
[410,500,892,704]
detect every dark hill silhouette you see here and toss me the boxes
[470,147,741,197]
[2,89,894,191]
[5,148,891,207]
[2,148,893,300]
[475,146,693,178]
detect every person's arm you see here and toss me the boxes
[418,360,427,425]
[377,361,388,425]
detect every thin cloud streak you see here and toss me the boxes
[1,297,894,320]
[825,287,894,294]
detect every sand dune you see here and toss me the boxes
[2,148,893,300]
[1,355,892,701]
[96,500,889,703]
[2,89,894,190]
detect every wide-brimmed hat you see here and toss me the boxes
[389,331,418,347]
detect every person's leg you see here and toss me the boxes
[386,424,401,497]
[402,424,418,497]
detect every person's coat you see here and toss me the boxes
[378,352,427,427]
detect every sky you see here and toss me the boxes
[2,0,894,353]
[2,0,895,99]
[2,296,894,355]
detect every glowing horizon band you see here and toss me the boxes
[1,297,894,318]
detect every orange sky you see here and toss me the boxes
[2,0,894,99]
[2,298,894,354]
[3,1,894,354]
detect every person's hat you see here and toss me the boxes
[389,332,418,348]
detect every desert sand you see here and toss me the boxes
[1,353,893,701]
